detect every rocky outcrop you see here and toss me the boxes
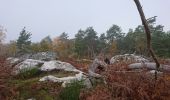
[6,57,20,66]
[14,59,44,74]
[40,60,80,72]
[39,71,92,88]
[39,60,93,88]
[39,72,83,86]
[30,51,58,61]
[18,54,32,61]
[7,51,58,70]
[110,54,149,64]
[14,51,58,62]
[8,51,92,88]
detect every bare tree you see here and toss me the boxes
[0,25,6,43]
[133,0,160,80]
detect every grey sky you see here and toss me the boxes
[0,0,170,42]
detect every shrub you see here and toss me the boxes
[59,80,84,100]
[17,67,40,79]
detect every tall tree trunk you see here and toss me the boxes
[134,0,160,80]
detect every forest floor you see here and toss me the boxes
[1,58,170,100]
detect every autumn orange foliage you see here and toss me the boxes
[0,57,16,100]
[68,60,170,100]
[1,57,170,100]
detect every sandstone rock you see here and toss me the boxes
[148,70,163,74]
[39,72,85,87]
[40,60,79,72]
[30,51,58,61]
[14,59,44,74]
[6,57,20,66]
[18,54,32,61]
[110,54,149,64]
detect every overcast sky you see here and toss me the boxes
[0,0,170,42]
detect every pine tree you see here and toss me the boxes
[16,27,32,54]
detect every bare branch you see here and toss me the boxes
[133,0,160,80]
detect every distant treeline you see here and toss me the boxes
[1,17,170,58]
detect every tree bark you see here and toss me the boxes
[133,0,160,80]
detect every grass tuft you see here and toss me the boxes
[59,80,84,100]
[16,67,40,79]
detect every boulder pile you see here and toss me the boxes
[7,51,91,88]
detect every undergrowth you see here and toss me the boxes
[16,67,40,79]
[80,62,170,100]
[1,58,170,100]
[0,57,17,99]
[14,80,62,100]
[59,80,84,100]
[15,68,78,80]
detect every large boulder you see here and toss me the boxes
[39,60,92,88]
[6,57,20,66]
[110,54,149,64]
[7,53,32,65]
[40,60,80,72]
[14,59,44,74]
[30,51,58,61]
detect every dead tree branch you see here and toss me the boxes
[133,0,160,80]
